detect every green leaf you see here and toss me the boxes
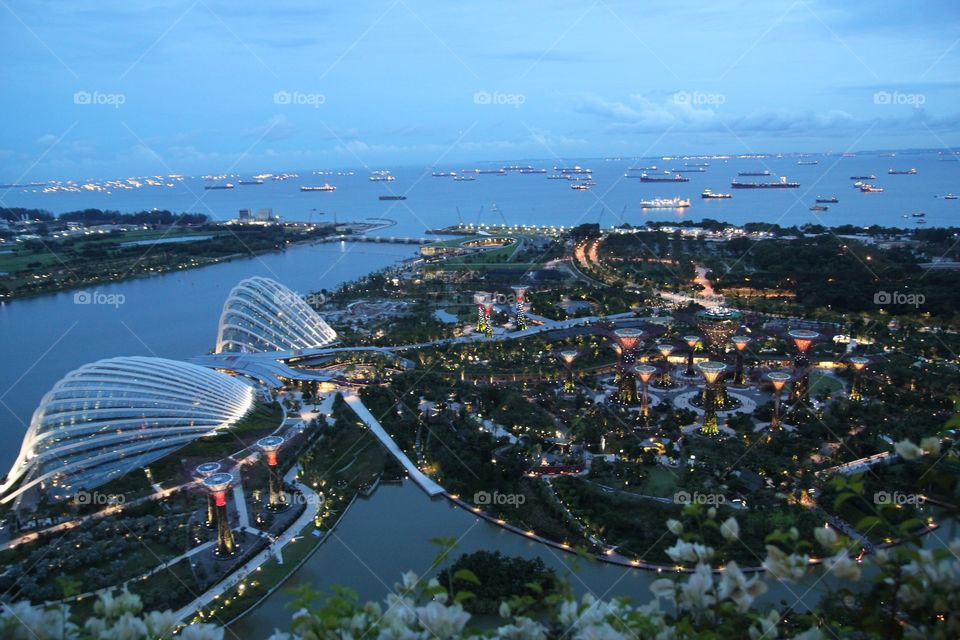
[453,568,481,585]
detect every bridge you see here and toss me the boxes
[321,234,434,245]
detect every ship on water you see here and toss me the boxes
[453,175,475,181]
[810,205,828,212]
[204,183,234,190]
[641,197,691,209]
[238,180,264,185]
[518,168,547,174]
[369,171,396,182]
[570,183,592,190]
[815,196,839,203]
[797,160,819,165]
[640,172,690,183]
[850,175,876,180]
[557,165,592,174]
[730,176,799,189]
[738,170,770,176]
[888,168,918,175]
[432,171,456,177]
[860,184,884,193]
[301,184,336,192]
[671,167,706,173]
[379,195,406,201]
[701,189,732,199]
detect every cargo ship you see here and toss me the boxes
[557,166,592,174]
[797,160,819,165]
[738,170,770,176]
[860,184,884,193]
[369,171,396,182]
[701,189,732,199]
[912,212,926,217]
[640,172,689,183]
[432,171,456,177]
[571,183,592,190]
[730,176,799,189]
[810,205,828,212]
[943,193,958,200]
[815,196,839,203]
[850,175,876,180]
[453,175,475,181]
[301,184,336,192]
[379,195,406,201]
[204,183,234,190]
[888,168,917,175]
[238,180,264,185]
[518,168,547,174]
[671,167,706,173]
[641,197,691,209]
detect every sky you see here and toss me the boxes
[1,0,959,180]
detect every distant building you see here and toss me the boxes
[256,208,272,221]
[238,208,252,222]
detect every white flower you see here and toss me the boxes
[763,545,808,582]
[495,616,547,640]
[143,610,178,638]
[678,564,716,612]
[665,540,714,564]
[575,622,624,640]
[749,609,781,639]
[498,601,511,618]
[720,517,740,541]
[717,561,767,613]
[666,519,684,535]
[826,550,861,581]
[649,578,676,602]
[400,571,419,591]
[920,436,941,457]
[793,627,825,640]
[895,439,924,461]
[179,623,225,640]
[414,601,469,639]
[814,526,837,551]
[558,599,580,627]
[102,612,147,640]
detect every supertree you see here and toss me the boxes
[655,343,675,388]
[194,462,221,529]
[635,364,657,424]
[684,335,701,376]
[474,292,491,333]
[613,328,644,404]
[558,349,579,393]
[482,300,495,337]
[767,371,792,430]
[202,472,238,558]
[256,435,287,511]
[697,361,726,437]
[788,330,819,401]
[511,285,529,330]
[848,356,869,401]
[731,335,751,386]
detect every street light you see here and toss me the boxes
[768,371,792,430]
[787,330,819,401]
[697,361,727,436]
[731,335,751,386]
[684,335,701,376]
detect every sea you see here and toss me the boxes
[2,152,958,235]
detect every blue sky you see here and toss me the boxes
[2,0,958,179]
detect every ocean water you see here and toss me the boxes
[2,153,957,234]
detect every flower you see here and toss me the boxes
[495,616,547,640]
[179,623,225,640]
[717,561,767,613]
[665,540,714,564]
[666,519,684,535]
[498,601,511,618]
[920,436,941,457]
[763,545,808,582]
[649,578,676,602]
[749,609,781,639]
[895,439,924,461]
[678,564,716,612]
[414,601,469,639]
[826,550,861,581]
[720,517,740,541]
[143,610,178,638]
[814,526,837,551]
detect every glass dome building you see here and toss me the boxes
[1,356,254,503]
[215,276,337,353]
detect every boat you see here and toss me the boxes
[301,184,336,192]
[557,166,592,174]
[911,212,926,217]
[888,168,917,175]
[204,183,234,190]
[850,175,876,180]
[640,172,689,183]
[518,168,547,174]
[671,167,706,173]
[810,205,828,212]
[738,170,770,176]
[916,219,927,224]
[701,189,732,199]
[685,162,709,167]
[432,171,456,177]
[547,174,569,180]
[730,176,799,189]
[797,160,819,165]
[815,196,839,203]
[379,195,406,201]
[641,197,691,209]
[369,171,396,182]
[571,183,592,190]
[860,184,884,193]
[943,193,958,200]
[238,180,264,185]
[453,176,475,181]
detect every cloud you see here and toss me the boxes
[242,114,298,141]
[35,134,60,147]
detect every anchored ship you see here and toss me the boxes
[640,172,690,183]
[640,197,691,208]
[730,176,799,189]
[301,184,336,192]
[701,189,732,199]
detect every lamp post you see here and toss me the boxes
[558,349,579,393]
[787,330,819,401]
[511,285,529,330]
[613,328,644,405]
[697,361,727,437]
[849,357,869,401]
[656,343,675,387]
[731,335,751,386]
[767,371,792,430]
[635,364,657,423]
[256,436,286,511]
[195,462,221,529]
[202,472,237,558]
[684,335,701,376]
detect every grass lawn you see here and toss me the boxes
[638,466,679,497]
